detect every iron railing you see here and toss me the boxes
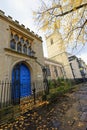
[0,80,44,109]
[0,80,44,125]
[0,80,12,108]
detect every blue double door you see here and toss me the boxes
[12,63,31,104]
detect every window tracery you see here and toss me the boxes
[17,42,21,52]
[10,39,16,49]
[10,32,35,57]
[14,34,19,41]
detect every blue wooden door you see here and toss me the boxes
[12,65,20,104]
[12,63,31,103]
[20,64,31,97]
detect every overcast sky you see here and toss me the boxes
[0,0,87,63]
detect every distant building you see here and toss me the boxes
[68,55,87,81]
[68,55,82,79]
[78,58,87,78]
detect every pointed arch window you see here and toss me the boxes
[10,32,35,57]
[28,47,31,55]
[25,40,30,46]
[17,42,22,52]
[14,34,19,41]
[23,45,27,54]
[10,39,16,50]
[20,37,24,44]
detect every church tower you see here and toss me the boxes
[46,30,73,79]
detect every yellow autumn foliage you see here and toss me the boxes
[41,19,60,31]
[63,0,67,2]
[53,20,60,29]
[72,18,78,24]
[52,2,57,7]
[56,19,60,29]
[71,0,83,7]
[53,9,59,15]
[40,21,49,31]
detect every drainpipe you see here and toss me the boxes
[70,63,75,80]
[35,59,49,95]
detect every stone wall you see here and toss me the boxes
[0,10,44,95]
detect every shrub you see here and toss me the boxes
[42,94,47,101]
[42,78,72,103]
[48,79,58,89]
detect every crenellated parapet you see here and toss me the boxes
[0,10,42,41]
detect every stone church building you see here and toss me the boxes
[46,30,74,79]
[0,10,75,107]
[0,10,44,101]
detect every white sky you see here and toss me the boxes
[0,0,87,64]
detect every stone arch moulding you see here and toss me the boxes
[10,59,33,82]
[11,61,32,98]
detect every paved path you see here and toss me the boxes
[59,83,87,130]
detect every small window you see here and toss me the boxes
[50,38,53,45]
[46,66,51,76]
[10,39,16,50]
[54,66,58,77]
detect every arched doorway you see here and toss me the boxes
[12,63,31,104]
